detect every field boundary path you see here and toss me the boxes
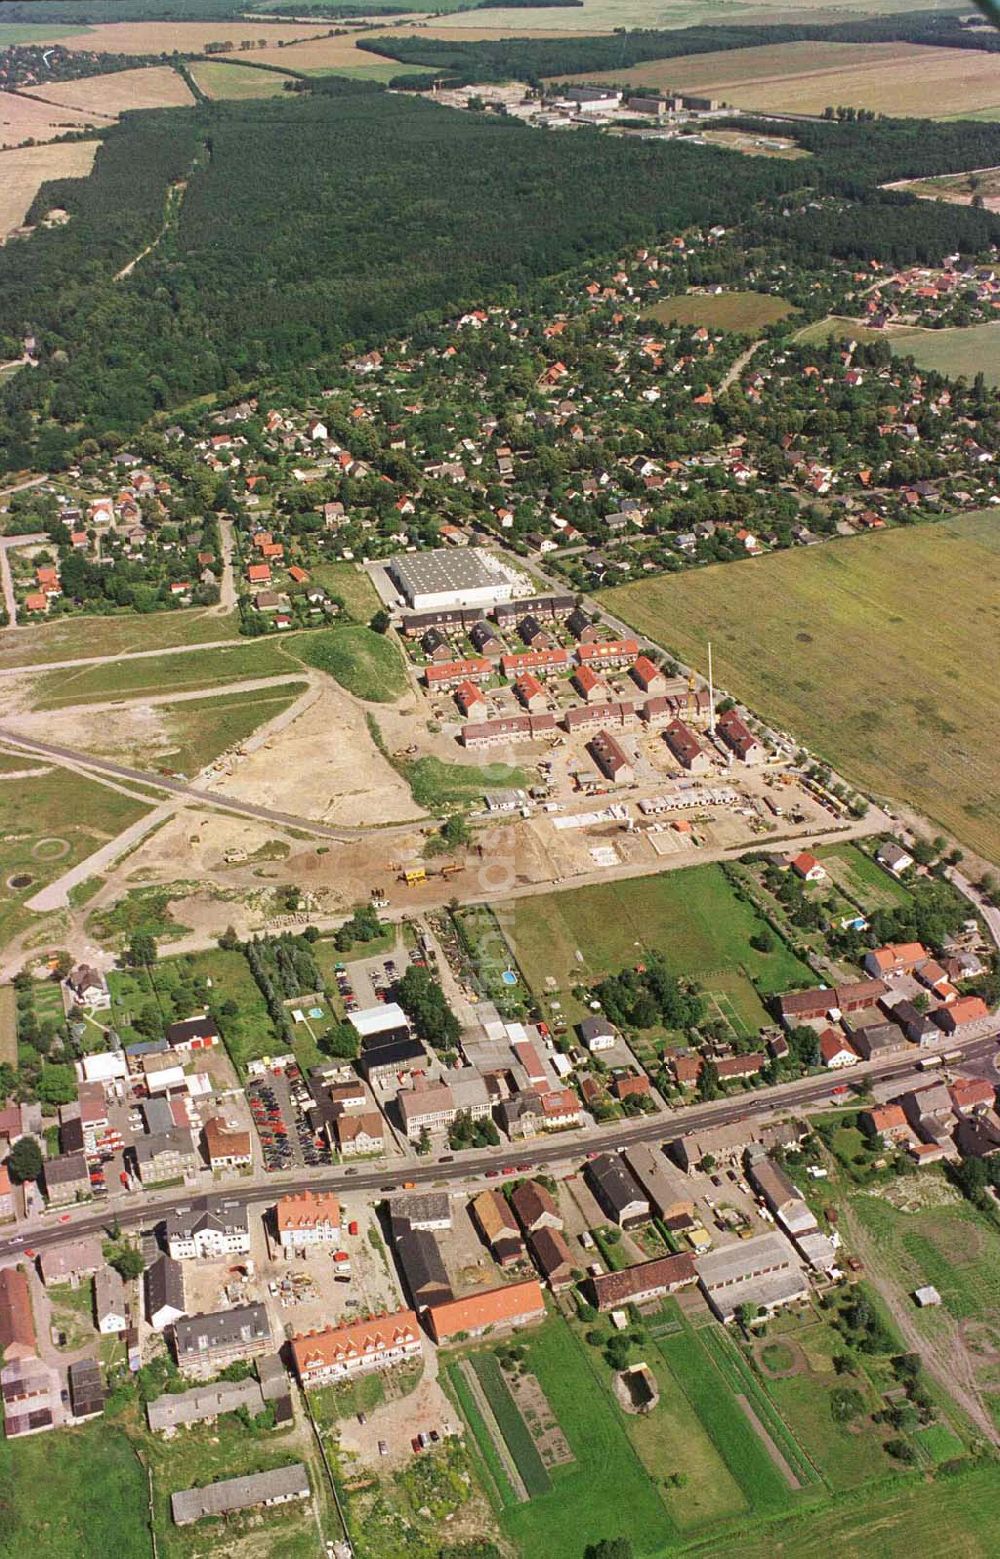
[736,1395,801,1488]
[457,1358,530,1502]
[216,516,236,612]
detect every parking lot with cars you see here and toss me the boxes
[248,1062,332,1174]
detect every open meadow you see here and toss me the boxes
[19,64,194,116]
[644,290,793,332]
[562,40,1000,117]
[0,607,240,669]
[0,1420,150,1559]
[187,59,297,99]
[0,140,98,236]
[603,512,1000,864]
[25,638,295,708]
[506,862,812,1028]
[0,767,150,948]
[888,322,1000,388]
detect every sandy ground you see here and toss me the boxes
[0,89,102,148]
[19,64,194,116]
[0,140,98,235]
[202,683,425,828]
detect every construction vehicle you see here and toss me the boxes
[402,867,427,886]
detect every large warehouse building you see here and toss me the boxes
[389,549,514,612]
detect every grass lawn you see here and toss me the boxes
[28,639,294,709]
[0,1419,150,1559]
[480,1317,676,1559]
[48,1278,96,1351]
[311,1370,385,1432]
[306,561,382,622]
[289,624,406,702]
[602,512,1000,863]
[0,769,150,949]
[704,1461,1000,1559]
[814,842,912,913]
[643,291,793,333]
[506,864,812,1027]
[0,608,240,671]
[134,1404,323,1558]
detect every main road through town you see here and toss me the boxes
[2,1031,995,1262]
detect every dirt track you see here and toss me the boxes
[841,1202,1000,1447]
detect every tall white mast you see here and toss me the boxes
[708,641,715,736]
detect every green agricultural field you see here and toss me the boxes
[506,864,812,1027]
[0,769,149,949]
[0,608,240,671]
[188,60,298,99]
[0,1420,150,1559]
[289,624,406,703]
[644,290,793,333]
[793,315,887,347]
[814,842,912,912]
[0,22,93,43]
[582,1316,747,1529]
[707,1461,1000,1559]
[888,322,1000,388]
[27,638,294,709]
[482,1317,676,1559]
[306,561,382,623]
[656,1325,797,1516]
[603,512,1000,864]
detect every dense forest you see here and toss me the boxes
[0,83,998,472]
[361,11,1000,85]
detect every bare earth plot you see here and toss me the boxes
[0,140,98,237]
[0,89,102,149]
[202,683,425,828]
[18,65,194,117]
[561,41,1000,118]
[602,512,1000,866]
[188,60,298,100]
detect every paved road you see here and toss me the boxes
[948,866,1000,956]
[3,1031,993,1262]
[0,531,46,629]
